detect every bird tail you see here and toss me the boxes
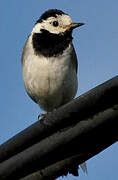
[80,162,88,174]
[68,162,87,176]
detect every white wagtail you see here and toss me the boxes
[21,9,87,175]
[21,9,84,113]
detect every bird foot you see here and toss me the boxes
[38,113,48,120]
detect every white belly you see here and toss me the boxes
[22,44,78,112]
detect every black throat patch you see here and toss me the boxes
[32,29,73,57]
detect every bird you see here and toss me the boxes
[21,9,87,176]
[21,9,84,113]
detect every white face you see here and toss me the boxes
[32,14,72,34]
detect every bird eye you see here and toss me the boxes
[52,21,59,27]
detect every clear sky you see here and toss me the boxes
[0,0,118,180]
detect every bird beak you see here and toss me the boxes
[70,22,85,30]
[60,22,84,31]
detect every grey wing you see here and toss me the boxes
[71,44,78,73]
[21,36,29,66]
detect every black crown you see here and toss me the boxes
[36,9,66,24]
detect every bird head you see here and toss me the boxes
[32,9,84,35]
[31,9,84,57]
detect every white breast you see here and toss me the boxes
[22,36,78,112]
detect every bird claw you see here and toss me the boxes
[38,113,48,120]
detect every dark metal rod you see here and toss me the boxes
[0,106,118,180]
[19,154,83,180]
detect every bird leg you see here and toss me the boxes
[38,113,48,120]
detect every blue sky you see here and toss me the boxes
[0,0,118,180]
